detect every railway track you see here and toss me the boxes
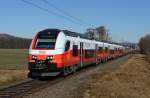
[0,76,66,98]
[0,55,132,98]
[0,79,45,98]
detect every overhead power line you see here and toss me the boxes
[42,0,93,27]
[21,0,87,27]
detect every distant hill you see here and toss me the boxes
[0,33,32,49]
[0,33,16,39]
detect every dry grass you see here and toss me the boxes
[0,70,28,86]
[146,53,150,63]
[0,49,28,87]
[0,49,28,70]
[79,54,150,98]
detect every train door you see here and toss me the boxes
[80,42,83,67]
[95,44,98,64]
[102,42,105,60]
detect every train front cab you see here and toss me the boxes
[28,29,67,77]
[28,29,97,77]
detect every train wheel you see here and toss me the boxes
[27,72,35,79]
[99,59,101,64]
[71,65,74,73]
[73,65,78,73]
[106,58,108,62]
[76,64,80,71]
[101,59,104,63]
[62,67,68,77]
[96,61,98,65]
[95,59,98,65]
[27,72,32,78]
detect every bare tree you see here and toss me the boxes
[139,34,150,61]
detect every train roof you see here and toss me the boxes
[39,29,61,34]
[62,30,89,39]
[38,29,90,39]
[38,29,125,48]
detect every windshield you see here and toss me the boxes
[34,29,60,49]
[36,42,55,48]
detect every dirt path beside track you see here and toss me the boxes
[24,55,132,98]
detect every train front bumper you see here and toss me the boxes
[30,71,60,77]
[28,61,63,77]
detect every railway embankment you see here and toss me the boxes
[77,54,150,98]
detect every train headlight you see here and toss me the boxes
[32,55,37,60]
[47,56,53,60]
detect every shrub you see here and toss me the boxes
[139,34,150,62]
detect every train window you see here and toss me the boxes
[73,45,78,56]
[98,47,103,53]
[85,50,94,58]
[117,48,119,51]
[65,41,70,51]
[105,47,108,52]
[115,48,117,51]
[35,30,59,49]
[35,39,55,49]
[110,49,114,54]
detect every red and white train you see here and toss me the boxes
[28,29,130,77]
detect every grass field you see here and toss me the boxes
[0,49,28,70]
[0,49,28,86]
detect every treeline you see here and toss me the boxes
[0,37,32,49]
[139,34,150,61]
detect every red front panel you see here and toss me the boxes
[28,54,64,68]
